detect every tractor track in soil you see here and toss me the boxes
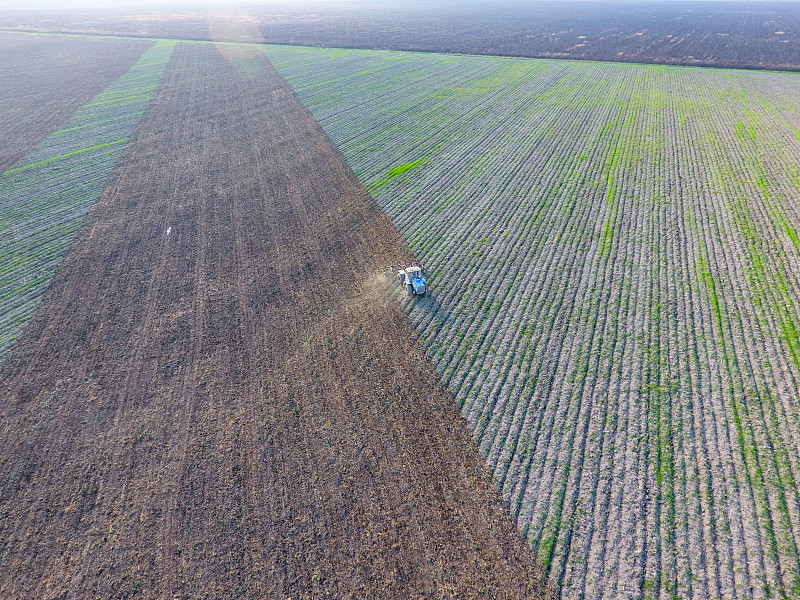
[0,41,550,599]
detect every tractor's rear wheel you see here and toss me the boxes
[406,284,414,296]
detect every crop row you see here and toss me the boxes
[264,44,800,599]
[0,41,175,365]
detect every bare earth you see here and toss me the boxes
[0,42,550,599]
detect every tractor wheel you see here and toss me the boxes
[397,272,404,284]
[406,284,414,296]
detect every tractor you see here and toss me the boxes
[396,264,427,296]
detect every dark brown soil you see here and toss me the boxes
[0,32,152,173]
[0,42,550,599]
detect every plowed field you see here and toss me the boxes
[0,32,152,173]
[0,42,549,598]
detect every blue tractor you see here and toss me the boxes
[396,264,427,296]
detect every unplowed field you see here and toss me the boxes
[0,42,549,599]
[0,32,152,173]
[264,45,800,599]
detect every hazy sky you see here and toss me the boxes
[0,0,303,9]
[0,0,783,11]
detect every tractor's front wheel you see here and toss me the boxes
[406,284,414,296]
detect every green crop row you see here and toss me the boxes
[0,41,175,365]
[264,43,800,599]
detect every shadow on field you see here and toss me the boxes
[415,288,450,324]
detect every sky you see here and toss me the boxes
[0,0,297,9]
[0,0,789,11]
